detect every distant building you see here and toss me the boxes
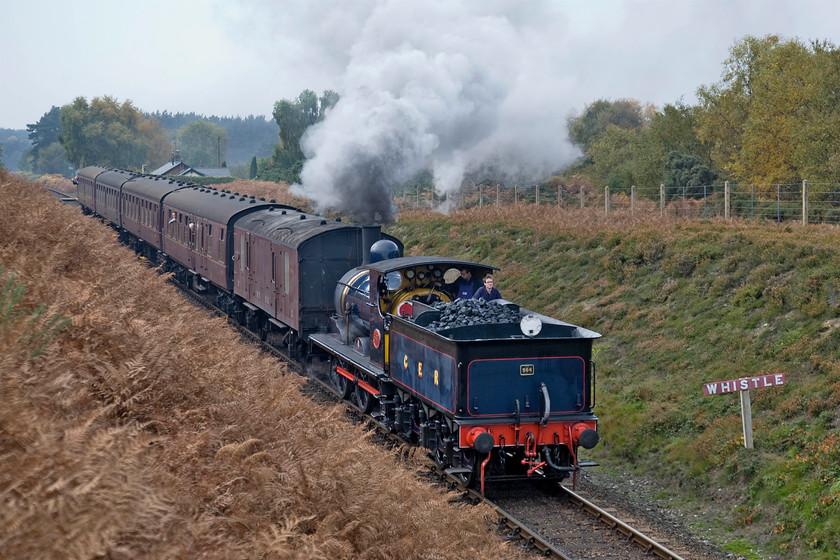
[190,167,231,178]
[151,150,230,178]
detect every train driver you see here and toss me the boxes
[445,267,483,300]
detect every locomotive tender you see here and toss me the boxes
[75,165,601,490]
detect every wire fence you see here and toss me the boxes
[394,181,840,226]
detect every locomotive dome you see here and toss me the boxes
[369,239,400,263]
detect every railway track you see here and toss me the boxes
[46,187,79,206]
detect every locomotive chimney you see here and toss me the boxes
[361,225,382,265]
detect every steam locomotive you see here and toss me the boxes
[74,165,601,491]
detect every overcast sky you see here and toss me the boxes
[1,0,837,131]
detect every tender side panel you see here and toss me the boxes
[390,330,458,414]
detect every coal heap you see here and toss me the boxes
[425,299,521,332]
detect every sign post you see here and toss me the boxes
[703,373,786,449]
[739,389,754,449]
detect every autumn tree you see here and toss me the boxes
[175,120,228,167]
[696,35,840,191]
[59,96,172,170]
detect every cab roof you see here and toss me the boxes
[367,256,498,274]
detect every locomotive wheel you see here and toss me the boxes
[453,453,478,488]
[353,384,374,413]
[329,365,352,399]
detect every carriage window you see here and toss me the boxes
[240,236,245,272]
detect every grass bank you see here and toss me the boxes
[390,206,840,559]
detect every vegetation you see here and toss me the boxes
[22,106,73,176]
[0,172,525,559]
[390,206,840,559]
[565,35,840,196]
[0,128,30,173]
[149,112,278,165]
[175,120,228,167]
[58,96,172,170]
[257,89,339,184]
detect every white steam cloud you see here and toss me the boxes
[286,1,583,224]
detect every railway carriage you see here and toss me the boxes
[120,175,189,255]
[93,168,136,226]
[73,165,109,213]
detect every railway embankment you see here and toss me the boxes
[391,206,840,559]
[0,172,528,559]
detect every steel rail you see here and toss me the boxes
[558,484,686,560]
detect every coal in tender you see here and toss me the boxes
[425,299,521,332]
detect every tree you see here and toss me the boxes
[625,102,713,192]
[249,156,257,179]
[664,151,715,198]
[319,90,340,118]
[259,89,341,183]
[59,96,172,170]
[587,125,640,191]
[26,107,62,160]
[274,90,319,158]
[175,120,228,167]
[33,143,73,176]
[568,98,646,153]
[25,106,73,176]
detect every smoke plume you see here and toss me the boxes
[286,1,583,224]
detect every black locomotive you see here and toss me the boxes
[74,165,601,491]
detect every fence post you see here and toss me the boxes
[479,184,483,208]
[581,186,585,209]
[536,184,540,205]
[605,186,610,216]
[660,184,665,216]
[558,184,563,205]
[725,181,730,219]
[515,184,518,205]
[631,185,636,216]
[776,184,781,223]
[417,184,421,208]
[802,179,809,225]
